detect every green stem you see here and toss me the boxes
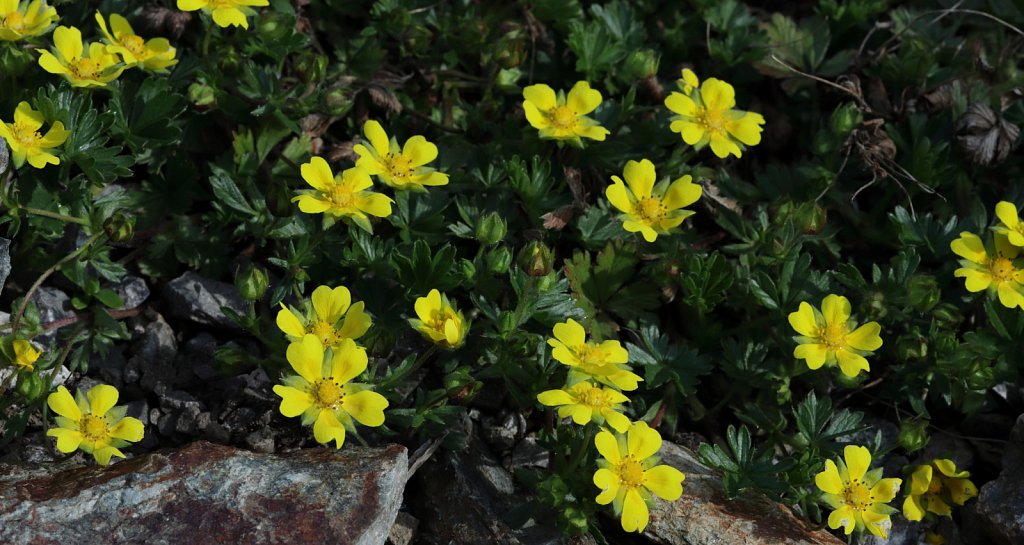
[20,207,89,225]
[565,424,597,475]
[11,233,104,336]
[376,344,438,392]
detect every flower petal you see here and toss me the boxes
[312,285,350,325]
[552,319,586,348]
[846,322,883,351]
[93,446,126,466]
[627,421,661,460]
[821,294,851,326]
[566,81,602,115]
[46,428,83,453]
[594,468,619,504]
[870,477,901,503]
[996,201,1020,230]
[662,175,701,210]
[623,159,656,200]
[537,389,574,407]
[644,465,685,500]
[836,348,870,377]
[603,409,631,434]
[86,384,119,417]
[312,410,346,448]
[300,156,335,191]
[342,390,388,427]
[415,289,442,322]
[843,445,872,482]
[950,232,987,264]
[276,304,306,338]
[827,505,857,535]
[47,386,82,421]
[109,417,144,442]
[620,488,649,533]
[788,302,819,337]
[594,429,621,464]
[286,334,324,383]
[794,343,828,370]
[402,135,438,167]
[815,460,845,495]
[664,92,696,116]
[523,84,556,111]
[363,120,390,156]
[605,180,634,214]
[273,385,313,417]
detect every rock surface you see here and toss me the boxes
[164,271,247,330]
[973,413,1024,545]
[0,441,408,545]
[0,237,10,296]
[645,442,844,545]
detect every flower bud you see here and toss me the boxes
[933,303,962,328]
[625,49,659,80]
[493,29,527,69]
[322,87,353,117]
[103,210,136,242]
[293,51,328,84]
[257,11,292,42]
[516,241,554,277]
[495,68,522,92]
[234,263,269,301]
[898,419,930,452]
[459,258,477,283]
[967,364,995,390]
[908,274,940,312]
[498,311,518,336]
[486,246,513,274]
[15,372,46,401]
[475,212,507,246]
[895,330,928,361]
[188,82,217,108]
[830,102,862,135]
[865,291,887,320]
[218,49,242,75]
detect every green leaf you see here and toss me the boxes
[209,166,259,217]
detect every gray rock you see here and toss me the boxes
[111,276,150,310]
[131,317,178,395]
[0,138,8,175]
[644,442,843,545]
[177,333,219,384]
[30,287,74,340]
[90,346,127,389]
[0,441,408,545]
[125,400,150,426]
[506,435,549,470]
[388,512,419,545]
[164,271,247,330]
[854,516,922,545]
[244,428,276,453]
[483,411,527,452]
[0,238,10,297]
[974,413,1024,545]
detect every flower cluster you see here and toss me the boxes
[815,445,902,539]
[950,200,1024,309]
[293,121,448,233]
[902,458,977,521]
[536,318,684,532]
[788,294,883,377]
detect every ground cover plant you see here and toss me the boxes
[1,0,1023,543]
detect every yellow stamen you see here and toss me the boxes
[312,378,343,409]
[547,106,578,131]
[384,153,413,180]
[841,478,875,511]
[307,320,340,348]
[80,414,109,442]
[817,322,848,349]
[616,456,645,489]
[10,121,43,147]
[989,257,1016,283]
[577,385,612,409]
[634,197,668,223]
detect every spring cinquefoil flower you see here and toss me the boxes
[815,445,901,539]
[606,159,702,242]
[409,289,468,349]
[176,0,268,29]
[276,285,372,349]
[95,12,177,71]
[11,339,41,371]
[903,459,978,521]
[994,201,1024,247]
[37,26,124,87]
[0,0,57,41]
[593,421,685,533]
[0,101,68,169]
[548,318,642,391]
[353,120,448,191]
[46,384,144,465]
[272,335,388,449]
[950,232,1024,309]
[522,81,610,144]
[664,70,765,158]
[537,381,630,433]
[293,156,393,232]
[789,294,882,377]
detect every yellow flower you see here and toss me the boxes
[950,232,1024,309]
[537,381,630,433]
[605,159,702,243]
[902,459,977,521]
[95,12,177,71]
[0,101,68,169]
[409,289,468,349]
[664,71,765,158]
[46,384,145,465]
[0,0,57,41]
[11,339,41,371]
[271,335,388,449]
[293,156,393,233]
[522,81,610,143]
[353,120,449,191]
[37,26,124,88]
[994,201,1024,247]
[788,294,882,377]
[276,285,372,349]
[593,421,685,533]
[176,0,268,29]
[548,318,642,391]
[815,445,902,539]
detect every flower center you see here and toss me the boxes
[841,479,875,511]
[577,385,612,409]
[429,308,458,332]
[306,320,340,348]
[384,153,414,179]
[927,477,943,495]
[989,257,1016,283]
[10,121,43,147]
[635,197,667,223]
[69,58,103,80]
[548,106,578,130]
[2,10,25,32]
[80,414,109,442]
[817,322,848,349]
[616,456,645,489]
[312,378,344,409]
[122,35,146,57]
[695,107,727,135]
[326,184,355,209]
